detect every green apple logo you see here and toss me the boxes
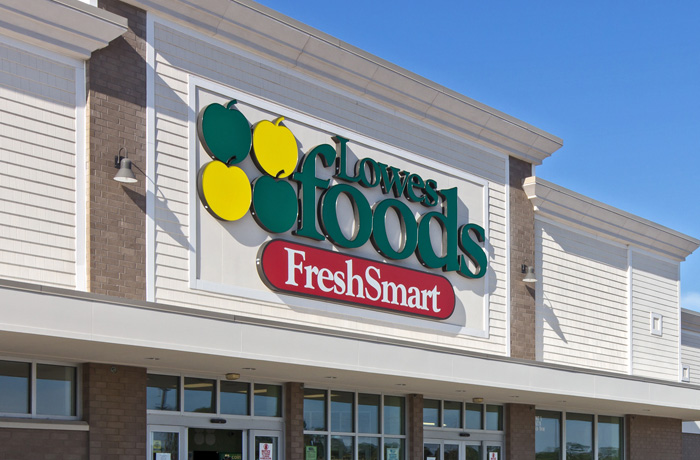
[197,99,252,165]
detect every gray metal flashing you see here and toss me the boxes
[524,176,700,261]
[121,0,562,164]
[0,0,128,60]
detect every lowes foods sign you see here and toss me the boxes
[193,88,489,323]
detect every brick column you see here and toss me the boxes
[683,433,700,460]
[83,363,147,459]
[285,382,305,460]
[509,157,536,360]
[407,394,424,460]
[505,403,535,460]
[87,0,147,300]
[627,414,682,460]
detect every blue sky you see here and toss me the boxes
[254,0,700,311]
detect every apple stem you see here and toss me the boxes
[274,116,285,126]
[226,100,238,109]
[276,170,285,178]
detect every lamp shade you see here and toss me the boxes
[114,157,137,183]
[523,266,537,283]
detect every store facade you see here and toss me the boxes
[1,1,700,459]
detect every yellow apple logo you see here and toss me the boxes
[197,104,299,230]
[197,161,252,221]
[251,117,298,178]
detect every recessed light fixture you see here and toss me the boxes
[242,367,256,371]
[324,376,337,379]
[510,395,519,399]
[456,390,467,393]
[396,383,406,387]
[145,357,160,361]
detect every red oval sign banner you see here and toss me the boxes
[257,240,455,320]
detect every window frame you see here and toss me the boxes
[535,409,625,460]
[146,372,283,420]
[422,399,504,433]
[303,388,407,460]
[0,357,80,420]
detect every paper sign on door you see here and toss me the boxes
[260,443,273,460]
[489,453,498,460]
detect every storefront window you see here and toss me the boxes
[147,374,180,411]
[443,401,461,428]
[184,377,216,413]
[331,435,354,460]
[305,388,327,431]
[358,394,380,433]
[305,434,327,460]
[0,360,30,414]
[566,413,593,460]
[254,384,282,417]
[304,391,404,460]
[332,391,354,432]
[358,437,379,460]
[536,410,561,460]
[384,438,404,460]
[598,416,623,460]
[485,405,503,431]
[220,381,249,415]
[536,411,622,460]
[464,403,483,430]
[384,396,405,435]
[0,360,77,418]
[423,399,440,427]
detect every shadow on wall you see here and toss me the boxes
[542,292,567,344]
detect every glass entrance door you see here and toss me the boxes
[150,425,186,460]
[250,430,281,460]
[424,440,499,460]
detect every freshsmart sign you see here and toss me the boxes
[196,100,487,320]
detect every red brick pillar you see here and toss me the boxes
[87,0,147,300]
[509,157,536,360]
[627,414,682,460]
[285,382,305,460]
[83,363,147,459]
[407,394,424,460]
[505,404,535,460]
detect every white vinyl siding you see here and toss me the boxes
[150,21,508,355]
[630,251,680,380]
[536,220,629,373]
[0,42,78,288]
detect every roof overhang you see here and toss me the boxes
[0,0,128,60]
[120,0,562,164]
[3,280,700,420]
[524,176,700,261]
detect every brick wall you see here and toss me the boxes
[683,433,700,460]
[87,0,147,300]
[627,415,682,460]
[0,429,88,460]
[505,403,535,460]
[407,394,424,460]
[284,382,305,460]
[509,157,536,360]
[83,363,147,459]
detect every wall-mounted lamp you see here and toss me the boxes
[114,147,138,183]
[472,397,484,404]
[225,372,241,381]
[521,265,537,283]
